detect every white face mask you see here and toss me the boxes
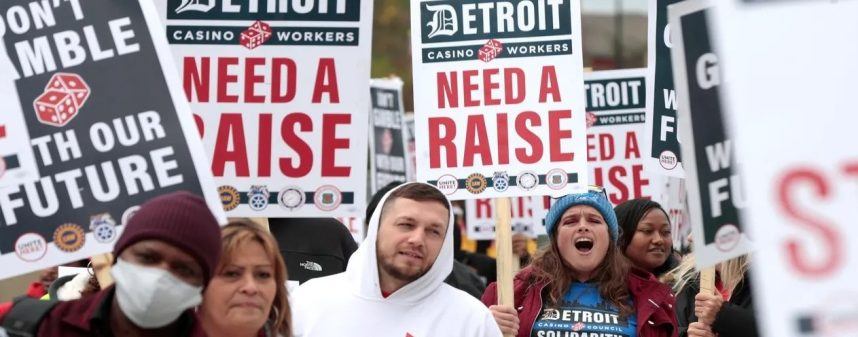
[111,258,203,329]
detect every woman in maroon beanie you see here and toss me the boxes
[3,191,223,337]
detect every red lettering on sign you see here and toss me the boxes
[183,57,298,103]
[436,68,526,109]
[591,164,650,204]
[548,109,573,162]
[212,113,249,176]
[217,57,240,103]
[193,114,204,137]
[538,66,561,103]
[778,168,842,277]
[184,57,209,102]
[497,113,510,165]
[321,114,350,176]
[428,117,457,168]
[258,113,272,177]
[280,113,312,177]
[515,111,542,164]
[0,124,6,139]
[476,199,492,218]
[272,58,297,103]
[244,57,266,103]
[464,115,492,166]
[312,58,340,103]
[625,131,640,159]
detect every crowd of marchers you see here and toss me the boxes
[0,183,757,337]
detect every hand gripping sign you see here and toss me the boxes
[715,1,858,336]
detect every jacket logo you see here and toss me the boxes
[300,261,323,272]
[425,4,457,38]
[175,0,215,13]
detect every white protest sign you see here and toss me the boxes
[403,114,416,182]
[670,0,751,268]
[584,69,667,206]
[0,0,224,281]
[369,78,409,193]
[156,0,373,217]
[465,196,549,240]
[644,0,686,178]
[411,0,589,200]
[714,1,858,336]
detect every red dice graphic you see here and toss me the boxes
[45,73,90,107]
[478,39,503,63]
[240,20,272,50]
[34,90,78,127]
[33,73,90,127]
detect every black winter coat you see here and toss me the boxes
[676,274,759,337]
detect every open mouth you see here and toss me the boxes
[574,238,594,253]
[399,251,423,260]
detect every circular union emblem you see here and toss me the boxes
[518,172,539,191]
[546,168,568,190]
[314,185,342,211]
[15,233,47,262]
[659,150,679,170]
[218,185,240,211]
[715,224,742,252]
[435,175,459,195]
[278,187,305,210]
[53,223,85,253]
[465,173,487,194]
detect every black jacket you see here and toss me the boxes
[269,218,359,284]
[444,261,486,299]
[676,273,759,337]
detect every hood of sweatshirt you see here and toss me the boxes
[345,182,454,304]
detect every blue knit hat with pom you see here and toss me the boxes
[544,190,619,242]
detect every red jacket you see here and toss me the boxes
[36,287,207,337]
[482,266,678,337]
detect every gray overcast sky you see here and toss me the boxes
[583,0,648,14]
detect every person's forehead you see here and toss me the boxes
[562,205,601,216]
[129,239,199,265]
[386,198,448,223]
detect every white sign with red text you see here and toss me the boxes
[715,1,858,336]
[156,0,373,217]
[465,197,550,240]
[584,69,666,206]
[411,0,589,200]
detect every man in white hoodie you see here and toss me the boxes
[291,182,503,337]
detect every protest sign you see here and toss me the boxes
[584,69,667,206]
[0,0,223,280]
[0,48,39,188]
[156,0,373,217]
[369,78,409,193]
[403,114,416,182]
[465,196,549,240]
[714,1,858,336]
[670,0,751,268]
[644,0,685,178]
[411,0,589,200]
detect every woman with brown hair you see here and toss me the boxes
[199,220,291,337]
[482,189,678,337]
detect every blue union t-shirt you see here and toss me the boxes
[530,282,637,337]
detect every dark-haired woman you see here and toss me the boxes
[615,199,678,278]
[482,190,678,337]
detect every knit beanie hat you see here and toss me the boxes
[113,191,222,283]
[544,190,619,242]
